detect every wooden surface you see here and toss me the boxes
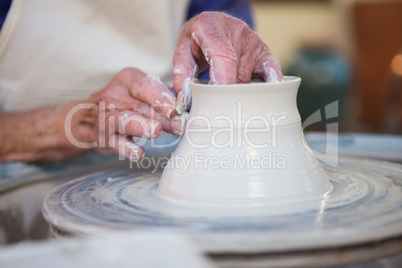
[353,1,402,132]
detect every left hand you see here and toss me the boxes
[173,11,284,114]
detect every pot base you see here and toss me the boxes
[42,156,402,253]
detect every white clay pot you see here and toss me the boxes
[157,77,332,207]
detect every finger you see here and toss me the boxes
[191,13,240,85]
[141,110,187,136]
[115,97,187,136]
[253,51,284,83]
[114,68,177,118]
[237,31,264,83]
[173,35,201,114]
[158,112,188,136]
[191,33,238,85]
[115,134,145,161]
[111,110,163,139]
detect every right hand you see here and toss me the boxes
[173,12,284,114]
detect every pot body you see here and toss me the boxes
[158,77,332,206]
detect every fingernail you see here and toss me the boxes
[153,99,175,118]
[176,99,185,115]
[172,115,187,135]
[158,91,176,118]
[130,149,145,162]
[166,107,175,118]
[124,142,144,161]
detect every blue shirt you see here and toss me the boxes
[0,0,12,29]
[187,0,254,29]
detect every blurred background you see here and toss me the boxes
[251,0,402,134]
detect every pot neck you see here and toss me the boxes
[189,77,302,128]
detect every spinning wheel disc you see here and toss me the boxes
[43,157,402,253]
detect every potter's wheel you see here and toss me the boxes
[42,156,402,254]
[41,78,402,267]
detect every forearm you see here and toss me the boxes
[0,67,185,163]
[0,102,91,163]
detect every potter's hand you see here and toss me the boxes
[173,12,284,114]
[82,68,185,160]
[0,68,186,163]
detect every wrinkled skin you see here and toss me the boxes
[173,12,283,113]
[0,12,283,163]
[85,68,184,160]
[0,68,185,162]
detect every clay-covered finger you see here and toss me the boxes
[173,34,201,114]
[191,15,238,84]
[254,52,284,83]
[114,134,145,161]
[111,110,163,139]
[157,112,188,136]
[192,12,250,85]
[129,102,187,136]
[114,68,177,118]
[236,31,265,83]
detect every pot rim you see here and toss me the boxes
[191,76,301,89]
